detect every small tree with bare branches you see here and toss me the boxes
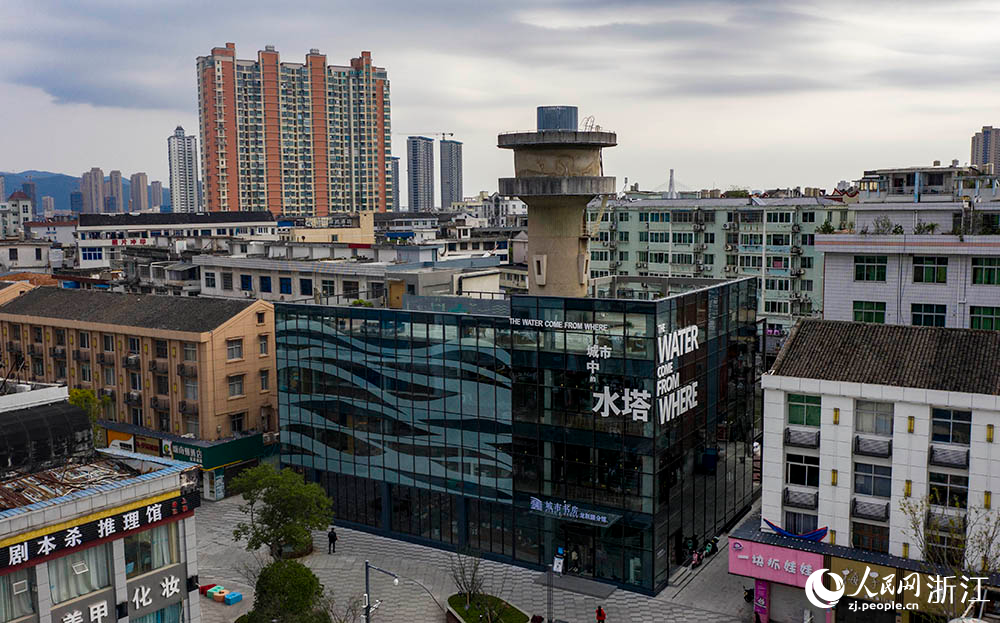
[450,548,485,609]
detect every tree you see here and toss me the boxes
[872,215,896,235]
[817,220,835,234]
[450,548,485,609]
[241,560,330,623]
[68,388,110,443]
[230,464,333,558]
[899,495,1000,620]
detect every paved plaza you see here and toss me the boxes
[196,495,754,623]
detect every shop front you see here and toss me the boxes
[830,558,898,623]
[728,538,825,623]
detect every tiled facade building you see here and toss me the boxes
[0,289,277,442]
[197,43,392,216]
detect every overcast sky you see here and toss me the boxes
[2,0,999,203]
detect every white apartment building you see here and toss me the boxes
[167,126,200,213]
[734,319,1000,622]
[1,191,32,238]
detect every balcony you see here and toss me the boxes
[851,498,890,522]
[27,344,43,357]
[854,435,892,458]
[122,354,141,370]
[177,363,198,378]
[928,445,970,469]
[926,508,967,532]
[149,396,169,411]
[99,388,115,401]
[125,391,142,406]
[5,341,21,354]
[50,346,66,359]
[783,487,819,510]
[96,352,114,365]
[784,427,820,449]
[72,349,88,361]
[148,359,169,374]
[179,400,199,415]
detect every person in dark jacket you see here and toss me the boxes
[328,527,338,554]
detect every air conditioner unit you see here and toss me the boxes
[722,223,731,230]
[792,224,801,232]
[692,223,705,232]
[790,246,803,255]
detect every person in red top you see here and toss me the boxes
[596,605,607,622]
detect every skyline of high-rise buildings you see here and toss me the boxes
[440,139,463,209]
[407,135,434,211]
[167,126,199,213]
[196,43,392,215]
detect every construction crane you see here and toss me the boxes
[393,132,454,141]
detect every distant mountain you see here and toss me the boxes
[1,171,171,213]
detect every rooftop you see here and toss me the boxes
[0,458,135,510]
[79,211,275,228]
[5,191,29,202]
[771,319,1000,396]
[0,288,256,332]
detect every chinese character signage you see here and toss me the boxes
[830,558,897,603]
[169,442,204,465]
[0,492,200,570]
[528,496,618,527]
[126,563,187,620]
[656,324,700,425]
[728,539,822,588]
[51,587,115,623]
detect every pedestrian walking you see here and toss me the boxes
[595,605,606,622]
[328,527,338,554]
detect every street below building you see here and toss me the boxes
[196,495,753,623]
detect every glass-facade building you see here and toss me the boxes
[276,277,760,593]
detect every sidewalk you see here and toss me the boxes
[196,495,749,623]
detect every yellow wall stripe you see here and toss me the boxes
[0,490,181,548]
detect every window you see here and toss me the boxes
[280,277,292,294]
[155,374,169,396]
[321,280,335,296]
[31,326,41,343]
[81,247,103,261]
[231,412,246,433]
[32,358,43,377]
[912,303,946,327]
[766,233,790,246]
[788,394,821,426]
[0,567,35,620]
[155,340,168,358]
[971,306,1000,330]
[300,278,313,296]
[618,231,629,242]
[54,329,65,346]
[226,338,243,360]
[972,257,1000,285]
[926,532,965,566]
[802,212,816,223]
[801,280,813,292]
[914,256,948,283]
[7,324,18,342]
[228,374,245,397]
[929,472,969,508]
[704,232,715,243]
[49,542,111,604]
[256,311,265,324]
[34,248,41,261]
[802,234,815,245]
[222,272,233,290]
[259,276,272,293]
[204,271,216,288]
[853,301,886,323]
[854,463,892,498]
[855,400,893,435]
[183,378,198,401]
[672,232,694,245]
[767,212,792,223]
[103,334,114,351]
[260,369,270,391]
[854,255,887,281]
[240,274,253,291]
[932,408,971,445]
[128,337,140,353]
[182,342,197,361]
[129,372,141,391]
[853,522,889,554]
[79,362,92,383]
[786,453,820,487]
[258,334,268,356]
[763,301,789,314]
[801,257,813,269]
[124,523,178,579]
[785,511,818,535]
[103,366,115,386]
[8,249,16,261]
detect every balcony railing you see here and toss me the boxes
[96,352,115,365]
[926,508,967,532]
[783,487,819,510]
[5,341,21,353]
[851,498,890,522]
[854,435,892,458]
[784,427,820,449]
[177,363,198,379]
[179,400,199,415]
[148,359,169,374]
[125,391,142,406]
[50,346,66,359]
[122,354,141,370]
[928,445,970,469]
[149,396,169,411]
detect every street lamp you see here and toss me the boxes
[363,559,446,623]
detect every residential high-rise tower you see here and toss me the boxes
[108,170,124,212]
[196,43,392,215]
[168,126,200,213]
[150,181,163,210]
[971,125,1000,171]
[80,167,105,214]
[406,136,434,211]
[440,139,463,209]
[389,156,400,211]
[130,172,149,212]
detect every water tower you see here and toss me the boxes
[498,109,616,297]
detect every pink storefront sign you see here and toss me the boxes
[728,539,823,588]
